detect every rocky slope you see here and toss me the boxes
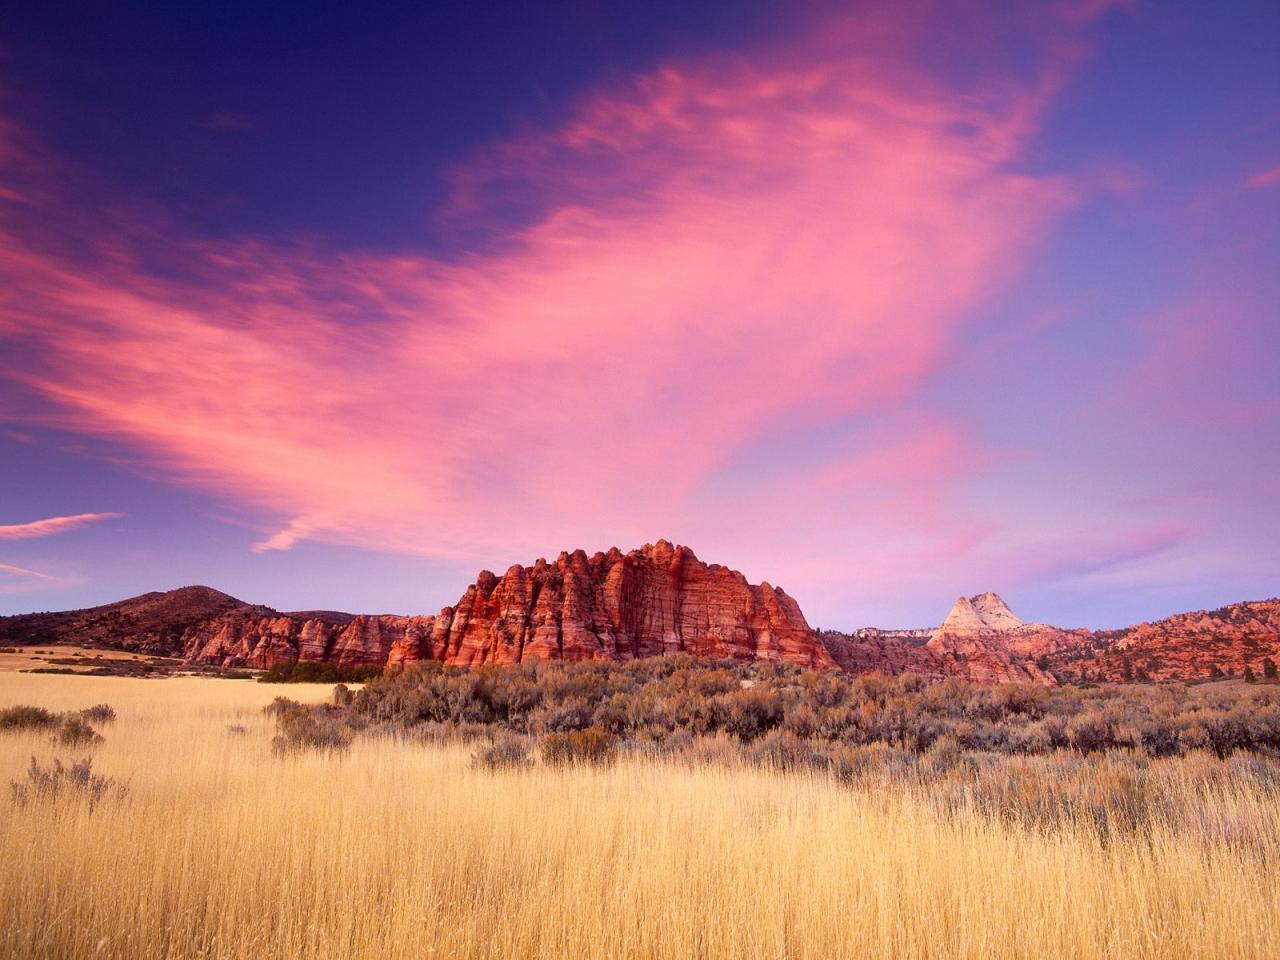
[1044,599,1280,682]
[0,586,268,652]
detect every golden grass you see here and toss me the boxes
[1,672,1276,960]
[0,645,163,672]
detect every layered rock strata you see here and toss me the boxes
[183,541,836,670]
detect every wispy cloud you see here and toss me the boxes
[0,512,123,541]
[0,561,54,579]
[0,2,1120,598]
[1247,165,1280,188]
[0,560,64,595]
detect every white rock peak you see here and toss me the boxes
[939,592,1026,633]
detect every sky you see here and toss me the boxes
[0,0,1277,629]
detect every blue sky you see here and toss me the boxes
[1,1,1277,629]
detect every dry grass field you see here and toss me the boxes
[0,645,164,672]
[1,672,1278,960]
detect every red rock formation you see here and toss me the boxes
[924,593,1067,685]
[819,595,1082,685]
[182,613,436,669]
[384,541,834,669]
[183,541,836,671]
[9,556,1275,685]
[1044,599,1280,682]
[818,629,946,678]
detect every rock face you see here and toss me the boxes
[924,593,1069,685]
[1044,599,1280,682]
[388,540,833,669]
[818,628,944,678]
[182,541,836,671]
[181,612,429,669]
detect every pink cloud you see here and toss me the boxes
[991,520,1197,591]
[0,4,1109,588]
[0,513,123,541]
[0,562,53,579]
[0,561,64,595]
[1247,165,1280,188]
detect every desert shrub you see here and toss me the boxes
[226,724,250,736]
[923,734,965,774]
[723,687,783,741]
[680,733,745,768]
[541,726,617,766]
[332,684,354,707]
[472,732,531,770]
[54,716,103,747]
[269,701,352,754]
[259,661,382,684]
[1008,722,1053,754]
[313,654,1280,773]
[263,696,302,717]
[826,742,918,782]
[76,704,117,724]
[1198,708,1257,757]
[748,729,821,772]
[782,703,820,739]
[1138,717,1182,757]
[529,698,595,734]
[1067,709,1112,753]
[0,705,59,731]
[10,756,127,809]
[941,751,1157,835]
[393,720,492,746]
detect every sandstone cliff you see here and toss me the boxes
[182,541,836,671]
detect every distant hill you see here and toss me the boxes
[1044,598,1280,683]
[0,586,272,653]
[809,592,1280,685]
